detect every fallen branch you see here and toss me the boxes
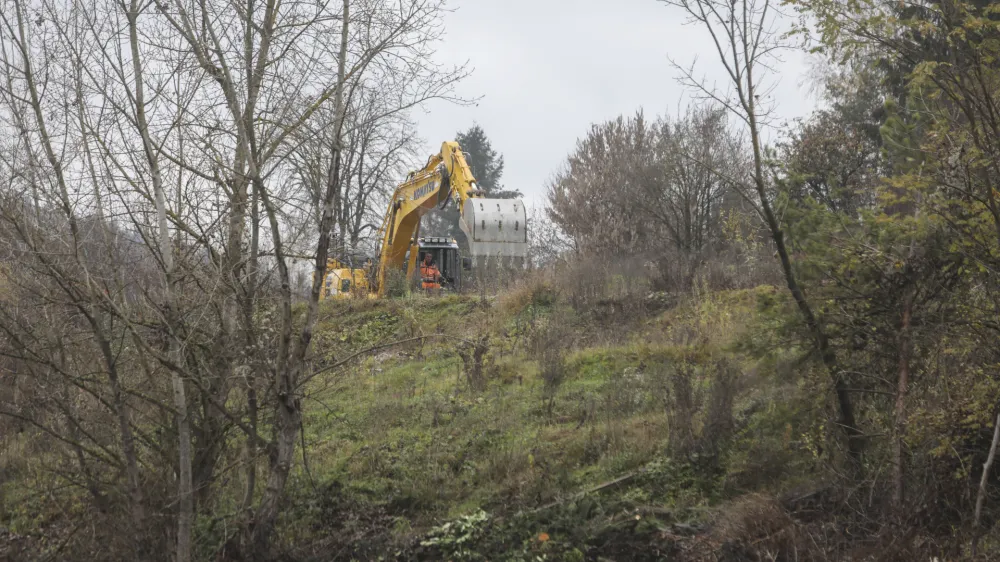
[300,333,472,388]
[533,469,644,513]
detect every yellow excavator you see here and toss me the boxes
[319,140,528,299]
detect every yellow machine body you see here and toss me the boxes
[319,140,528,299]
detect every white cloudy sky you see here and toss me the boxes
[413,0,823,209]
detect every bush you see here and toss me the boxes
[384,267,411,298]
[709,494,805,561]
[457,334,493,390]
[418,509,490,561]
[528,311,571,417]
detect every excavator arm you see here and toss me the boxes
[374,141,527,294]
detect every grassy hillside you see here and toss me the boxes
[5,275,989,561]
[266,282,834,560]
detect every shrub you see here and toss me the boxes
[419,509,490,561]
[710,494,804,561]
[457,334,492,390]
[384,267,411,298]
[529,312,572,417]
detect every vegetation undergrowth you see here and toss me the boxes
[259,278,830,561]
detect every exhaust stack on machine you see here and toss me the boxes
[460,197,528,258]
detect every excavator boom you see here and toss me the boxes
[374,141,527,295]
[319,140,527,299]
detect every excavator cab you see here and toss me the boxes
[415,237,468,292]
[369,140,528,298]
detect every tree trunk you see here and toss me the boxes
[973,414,1000,532]
[893,284,914,508]
[170,374,194,562]
[242,384,258,511]
[743,72,861,465]
[126,1,192,557]
[248,2,350,557]
[973,411,1000,555]
[94,323,146,531]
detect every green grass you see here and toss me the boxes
[278,284,819,558]
[0,282,851,560]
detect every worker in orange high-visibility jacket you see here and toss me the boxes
[420,252,442,290]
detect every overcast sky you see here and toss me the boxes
[413,0,822,210]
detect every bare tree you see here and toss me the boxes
[289,79,428,264]
[647,105,740,257]
[526,205,575,270]
[659,0,862,461]
[546,106,742,287]
[547,111,660,260]
[0,0,467,559]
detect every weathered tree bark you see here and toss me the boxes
[973,411,1000,555]
[169,370,194,562]
[893,284,915,508]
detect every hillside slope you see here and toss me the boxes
[272,283,833,560]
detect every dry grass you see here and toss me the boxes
[708,493,805,561]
